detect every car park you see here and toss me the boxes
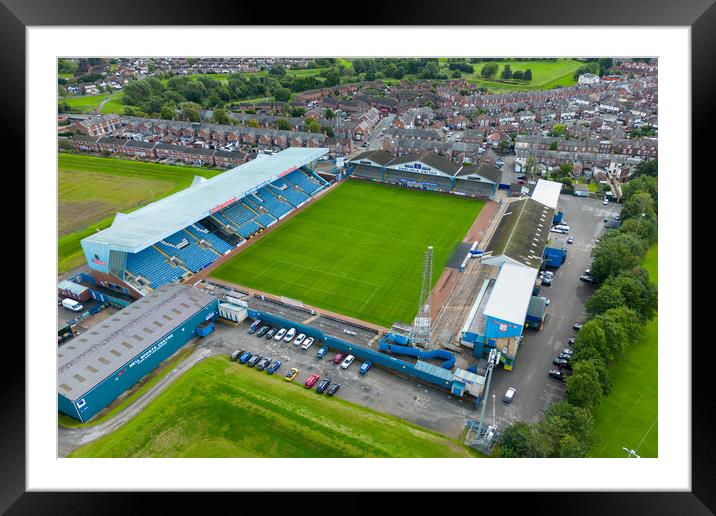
[266,361,282,375]
[548,369,567,382]
[304,373,320,388]
[503,387,517,404]
[316,378,331,394]
[340,355,355,369]
[256,357,271,371]
[274,328,287,341]
[333,353,346,364]
[359,361,372,375]
[326,383,341,396]
[247,354,262,367]
[256,325,270,338]
[248,320,262,334]
[239,352,253,364]
[265,328,277,339]
[283,328,297,342]
[301,337,315,350]
[285,368,299,382]
[294,333,306,347]
[316,346,328,359]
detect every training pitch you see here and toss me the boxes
[69,356,479,458]
[211,180,484,327]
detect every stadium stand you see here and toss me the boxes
[81,147,329,297]
[351,164,384,180]
[453,179,496,198]
[383,169,453,191]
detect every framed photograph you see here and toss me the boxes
[4,0,709,512]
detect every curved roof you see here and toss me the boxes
[82,147,328,253]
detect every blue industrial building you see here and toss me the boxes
[58,284,218,422]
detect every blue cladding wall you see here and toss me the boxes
[60,299,218,422]
[484,316,523,339]
[248,310,454,391]
[544,246,567,268]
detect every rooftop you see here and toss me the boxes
[81,147,328,253]
[58,284,215,400]
[483,264,539,326]
[530,179,563,209]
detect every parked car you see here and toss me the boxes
[359,361,372,375]
[230,349,242,362]
[285,368,299,382]
[333,353,346,364]
[265,328,277,339]
[316,378,331,394]
[256,325,270,337]
[567,236,574,244]
[301,337,315,350]
[561,348,574,356]
[327,383,341,396]
[549,369,567,382]
[283,328,297,342]
[579,275,595,284]
[304,373,320,388]
[248,319,262,334]
[573,323,583,331]
[603,199,609,205]
[568,337,576,346]
[553,357,571,369]
[266,360,282,375]
[316,346,328,359]
[294,333,306,347]
[247,355,262,367]
[256,357,271,371]
[340,355,355,369]
[503,387,517,404]
[541,276,553,286]
[557,352,572,361]
[239,352,253,364]
[274,328,287,341]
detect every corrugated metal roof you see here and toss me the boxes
[483,264,538,325]
[58,280,88,295]
[57,284,215,400]
[530,179,563,209]
[82,147,328,253]
[414,359,454,382]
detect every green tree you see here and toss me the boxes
[247,119,260,128]
[524,69,533,81]
[276,118,291,131]
[497,421,549,457]
[558,434,588,457]
[573,320,609,363]
[621,175,657,207]
[586,283,625,319]
[212,108,230,125]
[273,87,291,102]
[549,124,566,137]
[590,232,645,283]
[268,64,286,77]
[549,140,559,151]
[608,268,658,322]
[159,105,175,120]
[304,118,321,133]
[566,360,603,409]
[524,156,538,179]
[481,63,499,79]
[324,108,336,119]
[179,102,201,122]
[621,192,656,222]
[620,216,658,246]
[632,159,658,178]
[500,64,513,80]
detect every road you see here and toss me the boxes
[486,195,621,429]
[365,114,394,150]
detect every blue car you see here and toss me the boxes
[316,346,328,359]
[266,360,282,375]
[238,351,253,364]
[359,361,372,375]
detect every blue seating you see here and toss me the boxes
[255,213,276,228]
[126,246,185,287]
[156,230,219,273]
[237,221,260,238]
[286,170,322,195]
[221,200,255,226]
[187,223,233,254]
[255,187,292,218]
[273,184,309,207]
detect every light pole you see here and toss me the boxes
[635,211,646,233]
[622,446,641,458]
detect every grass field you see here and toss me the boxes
[59,93,108,113]
[211,181,484,327]
[461,59,583,91]
[58,154,225,274]
[69,356,480,458]
[590,244,658,457]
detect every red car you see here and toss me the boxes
[304,373,320,388]
[333,353,346,364]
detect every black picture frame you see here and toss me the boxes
[3,1,709,513]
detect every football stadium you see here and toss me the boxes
[68,144,564,443]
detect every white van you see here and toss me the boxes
[61,298,84,312]
[553,224,571,232]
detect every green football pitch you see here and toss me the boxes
[590,244,658,457]
[211,180,484,327]
[69,356,480,458]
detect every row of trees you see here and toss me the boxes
[497,160,658,457]
[573,58,615,80]
[480,63,533,81]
